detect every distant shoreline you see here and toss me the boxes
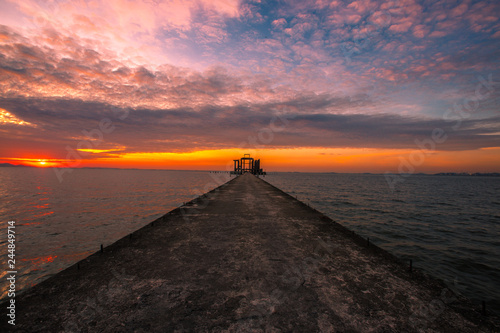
[0,163,499,176]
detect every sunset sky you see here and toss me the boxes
[0,0,499,172]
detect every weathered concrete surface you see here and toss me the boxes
[2,173,498,332]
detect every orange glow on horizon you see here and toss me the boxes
[0,157,63,168]
[2,147,499,173]
[29,158,61,168]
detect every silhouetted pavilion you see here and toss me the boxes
[231,154,265,175]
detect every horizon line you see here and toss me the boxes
[1,163,499,175]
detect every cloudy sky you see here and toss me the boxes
[0,0,499,172]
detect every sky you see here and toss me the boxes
[0,0,499,172]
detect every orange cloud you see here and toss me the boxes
[0,108,37,127]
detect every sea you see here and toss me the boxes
[0,168,499,316]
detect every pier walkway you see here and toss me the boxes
[3,173,497,332]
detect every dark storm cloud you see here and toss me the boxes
[1,96,499,160]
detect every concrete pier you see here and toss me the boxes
[2,173,498,332]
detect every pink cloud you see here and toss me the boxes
[271,18,287,30]
[346,0,379,14]
[450,2,469,17]
[435,19,459,32]
[195,24,228,44]
[346,14,362,24]
[465,1,500,33]
[291,42,331,64]
[381,41,398,53]
[410,65,427,72]
[5,0,243,68]
[2,0,499,128]
[368,11,392,28]
[240,3,265,23]
[293,21,315,37]
[435,13,447,21]
[389,20,413,33]
[412,24,429,38]
[327,13,361,26]
[3,26,348,112]
[429,30,447,38]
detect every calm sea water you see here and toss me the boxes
[1,169,499,316]
[265,172,500,316]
